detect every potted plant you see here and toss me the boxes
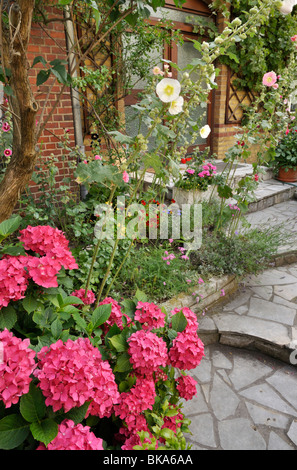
[173,153,220,205]
[273,126,297,182]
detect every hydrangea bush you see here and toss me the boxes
[0,220,205,450]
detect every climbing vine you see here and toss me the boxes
[189,0,297,92]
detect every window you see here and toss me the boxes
[124,0,213,153]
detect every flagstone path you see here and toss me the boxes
[184,197,297,450]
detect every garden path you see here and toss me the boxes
[184,196,297,450]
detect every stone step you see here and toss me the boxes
[246,180,297,213]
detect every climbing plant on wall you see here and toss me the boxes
[212,0,297,91]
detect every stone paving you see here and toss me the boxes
[184,343,297,450]
[183,195,297,450]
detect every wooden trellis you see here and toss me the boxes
[225,69,256,124]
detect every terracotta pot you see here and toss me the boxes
[277,167,297,182]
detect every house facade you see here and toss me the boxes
[24,0,246,200]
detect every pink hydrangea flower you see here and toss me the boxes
[0,255,30,308]
[134,301,166,330]
[35,338,120,416]
[36,419,104,450]
[19,226,78,275]
[169,331,205,370]
[71,288,96,306]
[262,71,277,87]
[162,405,183,432]
[115,377,156,423]
[99,297,131,332]
[127,330,168,377]
[176,374,198,400]
[170,307,199,334]
[26,255,61,288]
[19,226,69,256]
[0,329,36,408]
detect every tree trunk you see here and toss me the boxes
[0,0,38,223]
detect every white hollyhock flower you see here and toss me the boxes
[207,73,217,90]
[168,96,184,115]
[200,125,211,139]
[156,78,181,103]
[279,0,297,14]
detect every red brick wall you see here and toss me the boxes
[27,7,78,200]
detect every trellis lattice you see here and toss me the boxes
[225,70,256,124]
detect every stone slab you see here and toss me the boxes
[213,313,291,346]
[248,297,296,326]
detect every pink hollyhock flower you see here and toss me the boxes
[169,331,205,370]
[127,330,168,377]
[186,169,195,174]
[36,420,104,450]
[99,297,131,332]
[152,66,164,76]
[94,155,102,160]
[170,306,199,334]
[71,288,96,306]
[123,171,129,183]
[0,329,36,408]
[2,122,10,132]
[0,255,30,308]
[176,374,198,401]
[4,149,12,157]
[35,338,120,416]
[134,301,166,330]
[291,34,297,41]
[262,71,277,87]
[254,174,259,181]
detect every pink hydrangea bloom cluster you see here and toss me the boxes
[169,331,204,370]
[0,256,30,308]
[34,338,120,416]
[162,405,183,432]
[0,329,36,408]
[134,301,166,330]
[99,297,131,332]
[0,226,78,308]
[115,377,156,446]
[176,374,198,401]
[127,329,168,377]
[121,432,155,451]
[170,306,199,334]
[19,225,69,255]
[19,225,78,289]
[71,288,96,306]
[115,377,156,422]
[37,420,104,450]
